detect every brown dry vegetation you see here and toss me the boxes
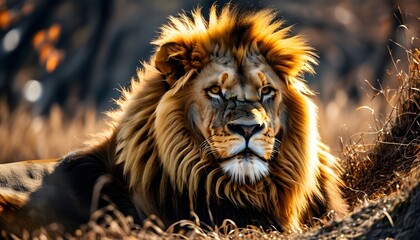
[343,49,420,207]
[0,49,419,238]
[0,104,101,163]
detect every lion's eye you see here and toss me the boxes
[261,86,274,95]
[208,86,222,95]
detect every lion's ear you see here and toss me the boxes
[155,42,208,86]
[155,42,187,86]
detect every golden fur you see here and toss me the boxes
[99,5,347,230]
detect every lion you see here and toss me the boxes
[0,5,348,235]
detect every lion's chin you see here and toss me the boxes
[220,155,269,185]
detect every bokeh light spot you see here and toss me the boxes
[3,28,21,52]
[23,80,43,102]
[334,6,353,26]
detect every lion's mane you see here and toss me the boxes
[83,5,347,231]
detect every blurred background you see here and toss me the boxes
[0,0,419,161]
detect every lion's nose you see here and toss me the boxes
[227,123,264,140]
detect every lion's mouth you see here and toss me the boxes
[239,149,254,158]
[220,148,265,163]
[219,148,270,184]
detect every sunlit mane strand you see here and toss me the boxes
[153,5,317,90]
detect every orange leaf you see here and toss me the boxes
[39,44,53,63]
[0,10,11,29]
[32,31,46,49]
[46,50,63,72]
[48,24,61,42]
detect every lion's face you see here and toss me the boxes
[189,55,284,184]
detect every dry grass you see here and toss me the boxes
[0,104,101,163]
[1,49,419,239]
[343,48,420,206]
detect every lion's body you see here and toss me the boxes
[0,5,347,235]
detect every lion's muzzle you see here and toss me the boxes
[225,100,266,136]
[213,100,273,184]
